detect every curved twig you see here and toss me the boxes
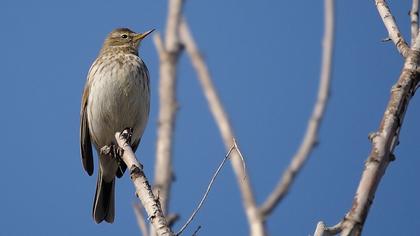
[260,0,335,217]
[176,143,236,235]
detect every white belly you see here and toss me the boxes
[86,55,150,150]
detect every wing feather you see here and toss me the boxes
[80,77,94,176]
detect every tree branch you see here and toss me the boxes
[179,19,267,236]
[375,0,410,57]
[133,202,149,236]
[176,141,237,236]
[165,0,184,52]
[314,29,420,236]
[411,0,419,46]
[153,0,185,219]
[259,0,335,218]
[313,221,343,236]
[115,131,174,236]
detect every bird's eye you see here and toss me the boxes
[121,34,128,39]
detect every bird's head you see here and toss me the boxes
[101,28,154,53]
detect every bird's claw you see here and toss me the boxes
[100,145,112,156]
[100,145,123,160]
[120,127,134,144]
[116,146,124,157]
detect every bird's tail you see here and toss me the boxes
[92,169,115,223]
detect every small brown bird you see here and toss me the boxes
[80,28,153,223]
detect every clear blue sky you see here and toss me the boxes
[1,1,419,235]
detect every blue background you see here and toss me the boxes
[1,0,419,235]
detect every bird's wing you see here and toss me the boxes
[80,74,94,176]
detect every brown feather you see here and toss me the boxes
[80,82,94,176]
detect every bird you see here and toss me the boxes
[80,28,154,223]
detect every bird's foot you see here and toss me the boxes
[100,145,112,156]
[115,145,124,157]
[114,143,127,176]
[100,144,122,160]
[101,144,126,176]
[120,127,134,144]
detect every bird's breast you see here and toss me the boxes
[86,53,150,149]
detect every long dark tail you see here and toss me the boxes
[92,169,115,223]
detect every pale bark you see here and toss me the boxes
[133,203,149,236]
[375,0,410,57]
[411,0,419,46]
[179,20,267,236]
[153,0,184,216]
[314,30,420,236]
[115,132,174,236]
[259,0,335,218]
[314,221,343,236]
[314,2,420,235]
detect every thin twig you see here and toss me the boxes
[115,131,174,236]
[375,0,410,57]
[133,202,149,236]
[191,226,202,236]
[411,0,419,46]
[232,138,247,180]
[259,0,335,218]
[179,19,266,236]
[176,144,235,236]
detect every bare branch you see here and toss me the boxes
[313,31,420,236]
[341,35,420,235]
[153,0,185,219]
[313,221,343,236]
[176,143,235,236]
[153,33,165,59]
[153,31,178,217]
[133,203,149,236]
[165,0,184,52]
[411,0,419,46]
[115,131,174,236]
[260,0,335,217]
[375,0,410,57]
[179,19,267,236]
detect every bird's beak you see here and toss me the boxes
[134,29,155,42]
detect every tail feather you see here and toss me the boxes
[93,170,115,223]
